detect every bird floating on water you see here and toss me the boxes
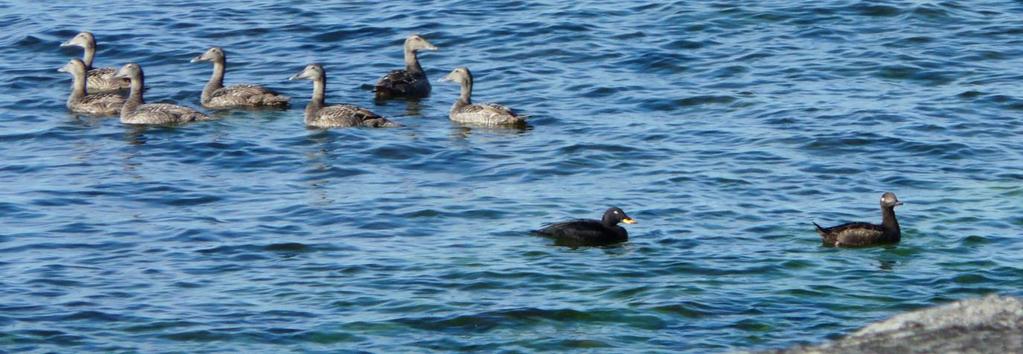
[533,207,637,247]
[441,67,526,127]
[191,47,290,109]
[58,58,125,116]
[374,34,438,99]
[814,192,904,248]
[60,32,130,93]
[290,64,399,128]
[114,63,212,125]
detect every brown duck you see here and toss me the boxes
[814,192,903,247]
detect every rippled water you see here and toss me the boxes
[2,0,1023,352]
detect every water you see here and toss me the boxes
[2,0,1022,352]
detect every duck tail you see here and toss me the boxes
[383,120,402,128]
[812,222,825,235]
[530,229,552,237]
[265,94,290,107]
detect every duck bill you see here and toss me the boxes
[895,201,904,206]
[622,218,637,224]
[288,72,306,81]
[59,40,75,48]
[190,55,205,63]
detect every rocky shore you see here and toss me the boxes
[752,295,1023,354]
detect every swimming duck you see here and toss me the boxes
[289,64,399,128]
[374,34,438,99]
[113,63,212,125]
[814,192,903,247]
[441,67,526,127]
[58,58,125,116]
[533,207,637,247]
[191,47,290,109]
[60,32,129,93]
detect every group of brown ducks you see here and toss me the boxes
[57,32,903,249]
[57,32,526,127]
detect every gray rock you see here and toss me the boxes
[751,294,1023,354]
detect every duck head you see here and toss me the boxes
[288,63,324,81]
[441,67,472,85]
[191,47,225,63]
[602,207,637,226]
[113,63,143,80]
[880,192,903,208]
[406,34,438,53]
[60,31,95,49]
[57,58,88,75]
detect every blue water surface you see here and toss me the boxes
[1,0,1022,352]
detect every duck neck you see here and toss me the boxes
[122,73,145,117]
[305,75,326,122]
[82,44,96,68]
[457,78,472,106]
[601,215,617,227]
[881,206,899,236]
[404,47,423,75]
[68,70,87,105]
[202,59,226,104]
[311,75,326,106]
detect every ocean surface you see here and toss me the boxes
[2,0,1022,352]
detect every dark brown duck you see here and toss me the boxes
[374,34,438,99]
[814,192,903,247]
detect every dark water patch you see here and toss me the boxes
[617,51,693,75]
[733,318,774,332]
[27,278,83,287]
[161,330,233,342]
[395,307,667,333]
[6,329,87,346]
[59,310,126,322]
[672,95,738,108]
[0,242,135,254]
[288,330,361,344]
[312,27,392,42]
[196,242,336,256]
[876,65,955,85]
[909,4,951,20]
[846,3,904,17]
[651,302,712,319]
[263,242,312,252]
